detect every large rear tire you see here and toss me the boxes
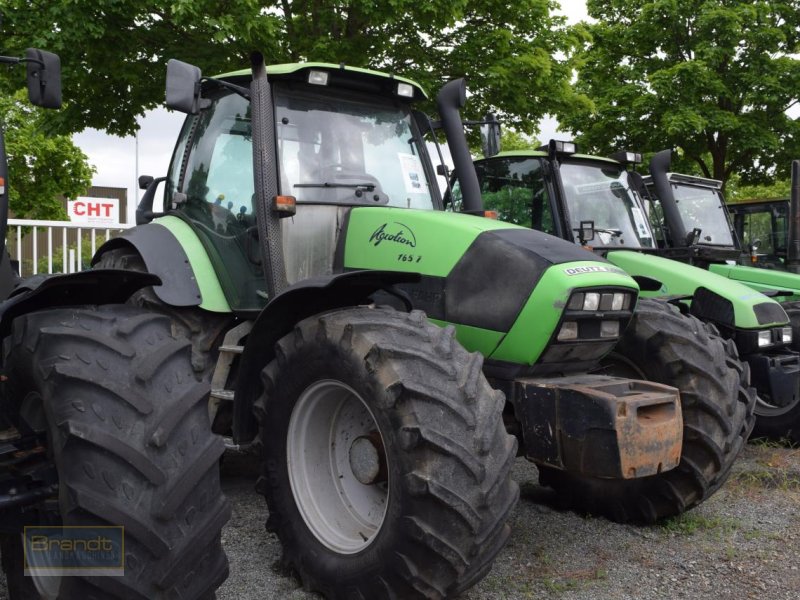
[255,307,518,599]
[539,298,755,523]
[2,306,229,599]
[94,248,233,378]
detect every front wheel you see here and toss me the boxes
[758,300,800,444]
[255,307,518,599]
[540,298,755,523]
[1,306,230,599]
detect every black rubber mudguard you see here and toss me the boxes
[0,269,161,339]
[92,223,201,307]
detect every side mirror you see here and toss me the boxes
[750,238,762,264]
[577,220,595,244]
[25,48,61,109]
[136,176,168,225]
[138,175,154,190]
[166,59,209,114]
[480,113,501,158]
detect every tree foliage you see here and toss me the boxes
[0,90,94,219]
[0,0,585,137]
[559,0,800,191]
[726,176,791,203]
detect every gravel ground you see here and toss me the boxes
[2,442,798,599]
[216,442,800,600]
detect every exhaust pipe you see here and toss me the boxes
[436,79,483,214]
[787,160,800,273]
[648,149,688,246]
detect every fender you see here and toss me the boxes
[92,217,230,312]
[233,269,419,443]
[0,270,160,339]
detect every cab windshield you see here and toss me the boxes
[560,161,655,249]
[671,183,735,246]
[275,86,434,209]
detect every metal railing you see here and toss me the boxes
[6,219,134,277]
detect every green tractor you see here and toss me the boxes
[0,51,229,599]
[643,152,800,443]
[462,137,800,461]
[457,136,796,445]
[82,54,706,597]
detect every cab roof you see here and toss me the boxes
[485,150,620,165]
[214,62,428,101]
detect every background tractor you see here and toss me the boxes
[444,134,772,521]
[643,153,800,443]
[457,138,795,446]
[0,50,229,599]
[87,54,697,598]
[455,134,799,443]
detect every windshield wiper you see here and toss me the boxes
[596,228,623,237]
[295,182,376,191]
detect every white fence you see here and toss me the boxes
[6,219,134,277]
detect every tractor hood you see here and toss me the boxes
[342,207,640,366]
[708,263,800,301]
[607,250,788,329]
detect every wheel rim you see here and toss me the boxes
[287,380,389,554]
[22,533,61,600]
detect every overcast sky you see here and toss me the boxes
[72,2,590,223]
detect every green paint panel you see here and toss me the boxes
[427,318,506,356]
[343,207,518,277]
[709,263,800,301]
[607,251,785,328]
[153,216,231,313]
[491,260,639,364]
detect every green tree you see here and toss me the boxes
[726,175,791,203]
[0,90,94,219]
[559,0,800,192]
[0,0,583,137]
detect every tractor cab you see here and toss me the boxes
[727,199,790,267]
[451,143,657,254]
[148,62,436,312]
[640,168,743,265]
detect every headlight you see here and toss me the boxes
[600,320,620,338]
[757,330,772,347]
[557,321,579,341]
[782,326,793,344]
[611,292,627,311]
[583,293,600,311]
[566,291,633,313]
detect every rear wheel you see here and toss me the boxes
[255,307,518,599]
[1,306,229,599]
[94,248,233,378]
[540,298,755,523]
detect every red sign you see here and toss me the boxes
[68,197,119,225]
